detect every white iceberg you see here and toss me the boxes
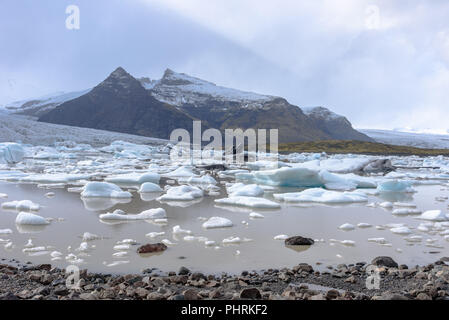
[418,210,448,221]
[139,182,163,193]
[105,172,160,185]
[15,212,49,225]
[99,208,166,220]
[215,196,280,209]
[1,200,40,211]
[157,185,203,201]
[339,223,356,231]
[81,182,132,198]
[377,180,415,193]
[202,217,233,229]
[227,183,264,197]
[273,188,368,204]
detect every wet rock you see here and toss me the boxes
[325,290,340,300]
[183,289,199,300]
[240,288,262,299]
[416,293,432,300]
[284,236,314,246]
[137,243,167,254]
[178,266,190,275]
[293,263,314,273]
[371,256,398,268]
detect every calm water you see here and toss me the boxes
[1,180,448,275]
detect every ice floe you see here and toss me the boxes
[226,183,264,197]
[138,182,163,193]
[99,208,166,221]
[418,210,448,221]
[202,217,233,229]
[274,188,368,204]
[157,185,203,201]
[1,200,40,211]
[15,212,49,225]
[0,143,25,164]
[81,182,132,198]
[215,196,280,209]
[377,180,415,193]
[105,172,160,185]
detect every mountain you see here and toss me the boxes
[17,67,372,143]
[141,69,373,143]
[38,67,195,139]
[361,129,449,149]
[303,107,372,142]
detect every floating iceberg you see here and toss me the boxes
[202,217,233,229]
[236,167,376,190]
[1,200,40,211]
[0,143,25,164]
[377,180,415,193]
[99,208,166,220]
[226,183,264,197]
[15,212,49,225]
[139,182,163,193]
[105,172,160,185]
[81,182,132,198]
[273,188,368,204]
[157,185,203,201]
[339,223,356,231]
[418,210,448,221]
[163,166,197,178]
[0,228,12,235]
[215,196,281,209]
[178,174,217,185]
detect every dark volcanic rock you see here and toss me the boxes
[372,256,399,268]
[240,288,262,299]
[137,243,167,254]
[285,236,315,246]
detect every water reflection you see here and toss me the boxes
[82,197,132,211]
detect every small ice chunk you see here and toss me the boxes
[173,225,192,235]
[215,196,280,208]
[81,182,132,198]
[418,210,448,221]
[161,239,176,246]
[357,223,372,228]
[99,208,166,220]
[202,217,233,229]
[146,231,165,238]
[157,185,203,201]
[82,232,101,241]
[379,202,393,208]
[113,244,130,251]
[1,200,40,211]
[227,183,264,197]
[15,212,49,225]
[249,212,265,219]
[377,180,415,193]
[391,226,412,235]
[338,223,355,231]
[139,182,163,193]
[392,208,422,216]
[273,188,367,204]
[222,236,242,245]
[274,234,289,240]
[0,229,12,235]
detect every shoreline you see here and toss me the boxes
[1,256,449,300]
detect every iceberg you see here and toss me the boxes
[15,212,49,225]
[226,183,264,197]
[0,143,25,164]
[99,208,166,220]
[273,188,368,204]
[139,182,163,193]
[105,172,160,185]
[377,180,415,193]
[202,217,233,229]
[236,167,376,190]
[157,185,203,201]
[215,196,281,209]
[81,182,132,198]
[418,210,448,221]
[1,200,40,211]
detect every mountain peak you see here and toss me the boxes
[95,67,142,93]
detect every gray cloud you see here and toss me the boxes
[1,0,448,133]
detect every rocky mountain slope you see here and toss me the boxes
[2,67,372,143]
[38,68,195,139]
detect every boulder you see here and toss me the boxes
[285,236,315,246]
[137,243,167,254]
[371,256,398,268]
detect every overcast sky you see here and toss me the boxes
[1,0,448,133]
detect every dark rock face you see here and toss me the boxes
[285,236,315,246]
[137,243,167,254]
[372,256,399,268]
[36,67,372,143]
[39,67,196,140]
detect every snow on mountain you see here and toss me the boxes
[1,89,90,116]
[361,129,449,149]
[147,69,275,107]
[302,106,343,120]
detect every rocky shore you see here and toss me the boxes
[2,256,449,300]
